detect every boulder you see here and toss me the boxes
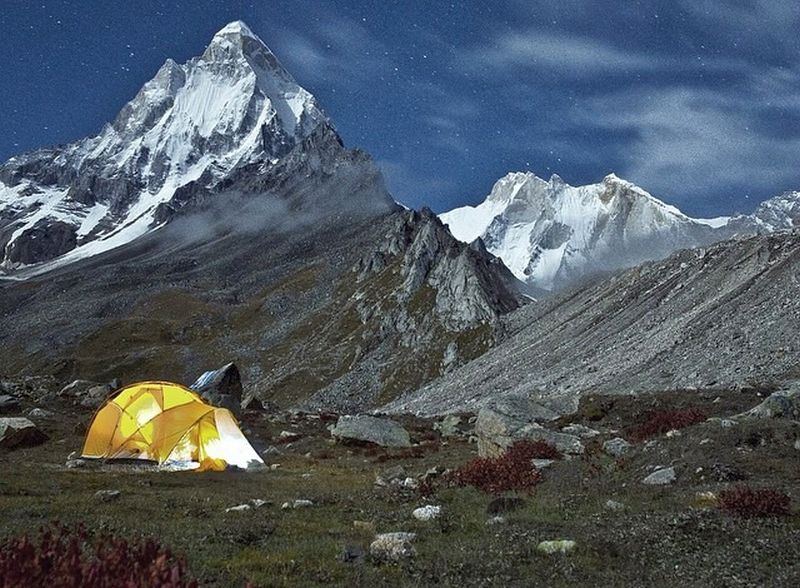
[0,395,20,413]
[412,505,442,521]
[603,437,632,458]
[537,540,577,555]
[642,466,676,485]
[0,417,47,449]
[735,384,800,419]
[369,532,417,563]
[474,402,583,457]
[331,415,411,448]
[191,362,243,412]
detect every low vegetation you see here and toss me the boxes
[0,524,199,588]
[449,440,558,494]
[718,485,792,518]
[627,408,707,441]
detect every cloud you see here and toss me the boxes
[266,11,391,87]
[576,84,800,207]
[458,30,655,75]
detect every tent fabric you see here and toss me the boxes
[81,381,263,471]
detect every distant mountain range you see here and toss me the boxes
[441,171,799,291]
[0,21,798,415]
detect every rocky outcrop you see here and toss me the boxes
[474,399,584,457]
[5,220,77,265]
[191,363,243,412]
[354,209,527,330]
[735,383,800,419]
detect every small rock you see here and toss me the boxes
[269,464,281,470]
[279,430,301,442]
[338,544,366,565]
[532,458,555,469]
[605,500,625,512]
[301,473,312,479]
[262,446,282,457]
[66,458,87,469]
[719,419,737,428]
[421,466,446,480]
[412,505,442,521]
[369,532,417,563]
[375,465,406,487]
[603,437,632,458]
[94,490,121,502]
[693,491,719,508]
[795,439,800,451]
[28,408,52,418]
[433,415,462,437]
[399,477,418,489]
[226,504,252,513]
[537,540,577,555]
[665,429,681,438]
[486,516,506,525]
[0,395,20,413]
[0,417,47,449]
[281,499,314,510]
[642,466,676,485]
[561,424,600,438]
[699,438,712,445]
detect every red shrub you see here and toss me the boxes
[0,524,198,588]
[628,408,707,441]
[718,486,792,518]
[449,440,548,495]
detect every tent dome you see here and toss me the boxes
[81,381,263,471]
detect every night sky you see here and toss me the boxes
[1,1,798,217]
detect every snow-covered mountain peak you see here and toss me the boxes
[0,21,394,275]
[441,172,733,291]
[213,20,258,40]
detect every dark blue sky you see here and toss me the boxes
[1,1,798,216]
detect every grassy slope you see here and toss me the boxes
[1,389,799,587]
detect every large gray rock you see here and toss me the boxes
[191,362,243,412]
[0,417,47,449]
[642,466,676,485]
[736,384,800,419]
[331,415,411,448]
[603,437,632,458]
[474,399,583,457]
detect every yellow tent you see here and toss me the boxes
[81,381,263,472]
